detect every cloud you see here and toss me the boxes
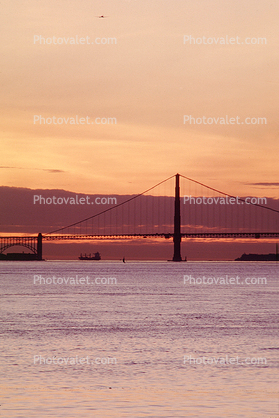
[42,169,65,173]
[0,166,65,173]
[246,182,279,187]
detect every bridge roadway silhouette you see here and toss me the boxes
[1,174,279,261]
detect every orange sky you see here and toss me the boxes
[1,0,278,197]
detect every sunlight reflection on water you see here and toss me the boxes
[1,261,278,417]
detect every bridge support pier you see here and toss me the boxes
[172,173,182,261]
[37,233,42,260]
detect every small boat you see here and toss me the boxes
[78,252,101,260]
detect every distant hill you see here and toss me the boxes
[235,253,278,261]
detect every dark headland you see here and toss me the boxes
[235,253,278,261]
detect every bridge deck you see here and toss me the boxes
[1,232,279,243]
[42,232,279,240]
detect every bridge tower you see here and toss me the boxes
[172,173,182,261]
[37,233,42,260]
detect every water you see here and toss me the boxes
[1,261,278,417]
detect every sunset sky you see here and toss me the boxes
[1,0,278,199]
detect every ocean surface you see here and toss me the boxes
[1,261,278,417]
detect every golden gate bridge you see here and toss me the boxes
[1,173,278,260]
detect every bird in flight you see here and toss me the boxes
[96,15,109,18]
